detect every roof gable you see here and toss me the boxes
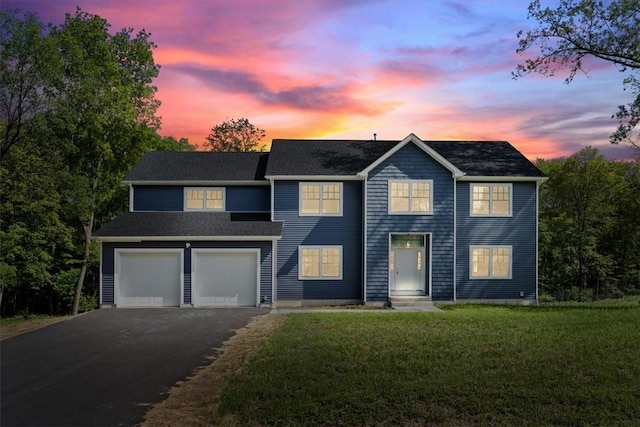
[358,134,464,178]
[124,151,269,183]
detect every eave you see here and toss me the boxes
[122,180,269,186]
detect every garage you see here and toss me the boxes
[115,249,182,307]
[192,249,259,307]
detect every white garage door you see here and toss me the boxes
[192,250,258,307]
[116,250,182,307]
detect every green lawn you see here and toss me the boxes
[216,306,640,426]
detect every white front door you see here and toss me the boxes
[392,248,425,293]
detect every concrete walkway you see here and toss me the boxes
[272,305,443,314]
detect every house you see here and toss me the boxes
[93,134,546,307]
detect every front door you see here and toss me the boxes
[390,234,428,296]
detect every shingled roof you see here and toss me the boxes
[265,139,397,176]
[124,151,269,182]
[265,138,544,178]
[93,212,282,239]
[426,141,546,177]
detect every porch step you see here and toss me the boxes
[390,296,433,308]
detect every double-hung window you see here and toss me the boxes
[389,180,433,214]
[470,246,512,279]
[471,183,511,216]
[298,246,342,280]
[299,183,342,216]
[185,187,224,211]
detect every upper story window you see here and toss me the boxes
[470,246,512,279]
[389,180,433,214]
[471,184,511,216]
[299,183,342,216]
[185,187,225,211]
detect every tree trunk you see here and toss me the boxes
[72,216,93,315]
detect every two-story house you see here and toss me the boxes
[94,134,546,307]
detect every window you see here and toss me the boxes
[389,180,432,214]
[185,187,224,211]
[470,246,512,279]
[298,246,342,280]
[471,184,511,216]
[299,183,342,215]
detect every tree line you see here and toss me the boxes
[0,8,193,316]
[536,148,640,301]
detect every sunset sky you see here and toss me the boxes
[4,0,636,160]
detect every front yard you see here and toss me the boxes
[214,305,639,426]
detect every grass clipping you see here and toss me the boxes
[141,313,286,427]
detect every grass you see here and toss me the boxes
[0,314,72,340]
[215,306,640,426]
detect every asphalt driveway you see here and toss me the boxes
[1,307,270,427]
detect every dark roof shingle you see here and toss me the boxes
[265,138,544,178]
[93,212,282,238]
[265,139,397,176]
[426,141,546,177]
[124,151,269,182]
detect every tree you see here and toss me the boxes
[0,9,56,159]
[204,118,265,152]
[536,148,639,301]
[47,8,160,314]
[514,0,640,148]
[153,135,194,151]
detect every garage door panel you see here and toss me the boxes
[117,251,181,307]
[193,251,258,307]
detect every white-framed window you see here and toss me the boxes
[389,180,433,214]
[470,246,512,279]
[298,246,343,280]
[184,187,225,211]
[470,183,512,216]
[299,183,343,216]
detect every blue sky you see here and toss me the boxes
[3,0,635,159]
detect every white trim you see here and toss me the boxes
[272,240,277,304]
[297,245,343,280]
[270,178,275,221]
[469,245,513,280]
[535,180,541,304]
[458,176,548,182]
[387,232,431,297]
[264,175,364,181]
[453,180,457,301]
[363,177,368,303]
[298,182,343,217]
[99,242,103,305]
[387,179,434,215]
[469,183,513,217]
[358,134,464,178]
[114,248,184,307]
[184,187,226,211]
[93,235,282,242]
[129,185,134,212]
[123,180,269,186]
[191,248,260,307]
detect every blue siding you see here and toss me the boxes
[366,142,455,301]
[226,186,270,211]
[133,186,183,211]
[133,185,269,212]
[274,181,363,300]
[101,240,273,305]
[456,182,538,300]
